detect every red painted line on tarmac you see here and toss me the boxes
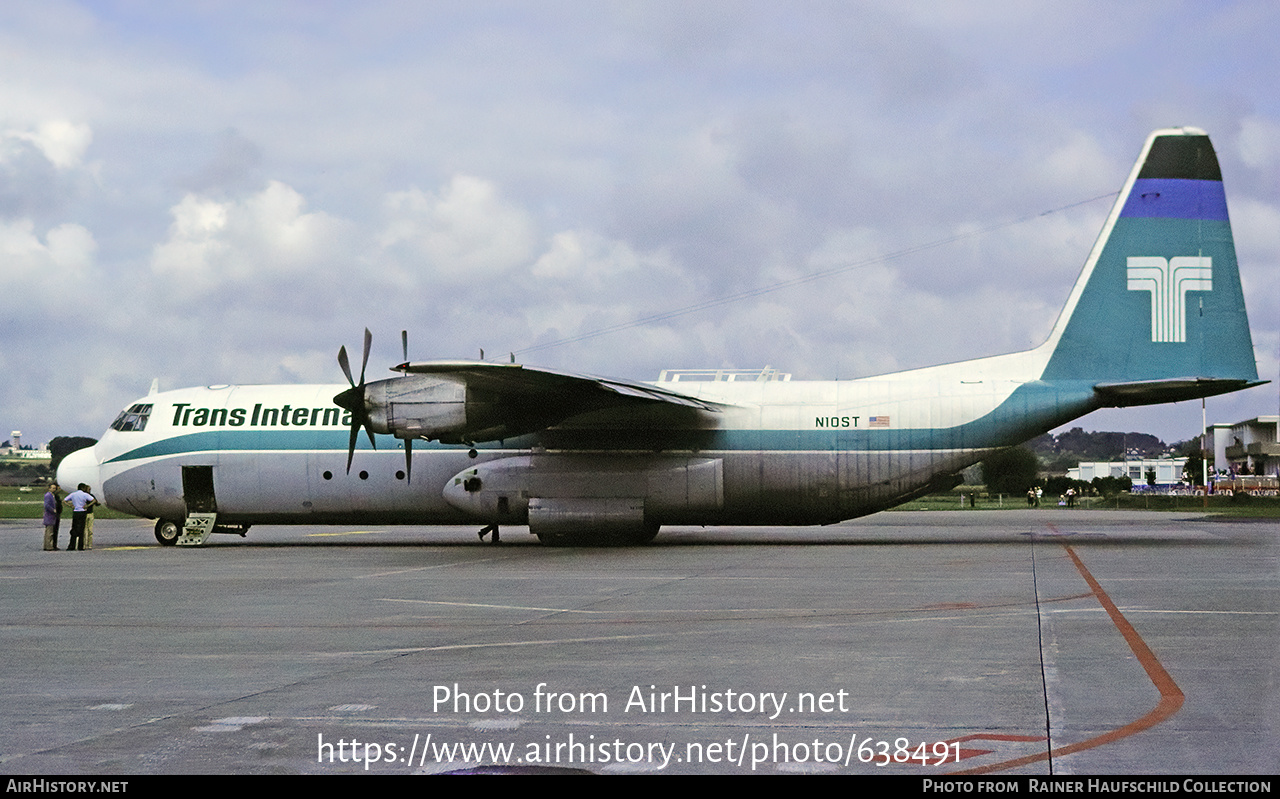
[955,748,993,762]
[951,541,1184,775]
[936,734,1044,764]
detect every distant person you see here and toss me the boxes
[1027,488,1036,507]
[1066,487,1077,508]
[63,483,94,551]
[43,482,62,550]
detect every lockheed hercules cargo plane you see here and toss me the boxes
[59,128,1261,546]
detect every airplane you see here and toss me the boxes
[57,127,1262,547]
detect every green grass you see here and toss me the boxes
[0,486,138,520]
[889,490,1280,517]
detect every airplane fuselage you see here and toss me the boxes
[68,347,1099,534]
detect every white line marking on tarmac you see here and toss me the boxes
[356,555,513,578]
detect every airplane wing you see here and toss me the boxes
[395,360,723,411]
[359,360,724,446]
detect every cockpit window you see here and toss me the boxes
[110,403,153,432]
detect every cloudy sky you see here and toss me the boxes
[4,1,1278,448]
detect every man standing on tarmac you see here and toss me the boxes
[83,485,97,549]
[43,482,62,550]
[62,484,95,552]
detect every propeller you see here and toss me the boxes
[333,328,376,474]
[399,329,412,483]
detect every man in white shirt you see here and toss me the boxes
[63,484,96,552]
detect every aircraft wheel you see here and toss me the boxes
[535,523,659,547]
[534,530,574,547]
[616,522,660,546]
[154,519,180,546]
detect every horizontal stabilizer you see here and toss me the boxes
[1093,378,1268,407]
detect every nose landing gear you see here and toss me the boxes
[154,519,180,546]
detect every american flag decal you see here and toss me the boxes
[869,416,890,427]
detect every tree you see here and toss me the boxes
[1092,475,1132,497]
[980,447,1040,495]
[1183,458,1204,486]
[48,437,97,474]
[1177,436,1206,485]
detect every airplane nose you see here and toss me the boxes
[56,446,102,501]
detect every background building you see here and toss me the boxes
[1068,458,1187,486]
[1205,416,1279,478]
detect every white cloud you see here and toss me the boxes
[1,120,92,170]
[1233,197,1280,258]
[0,218,96,290]
[1037,130,1114,192]
[531,229,673,286]
[150,194,229,288]
[378,175,537,285]
[150,181,347,296]
[1236,115,1280,171]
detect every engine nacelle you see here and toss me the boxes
[362,376,517,444]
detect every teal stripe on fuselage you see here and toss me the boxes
[105,430,437,463]
[104,380,1097,462]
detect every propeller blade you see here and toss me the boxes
[337,403,378,474]
[360,328,372,385]
[337,345,355,388]
[401,330,408,364]
[403,437,412,484]
[346,418,360,474]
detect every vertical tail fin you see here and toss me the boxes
[1039,128,1258,401]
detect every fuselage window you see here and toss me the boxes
[110,403,154,432]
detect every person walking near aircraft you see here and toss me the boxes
[42,482,61,550]
[63,483,94,551]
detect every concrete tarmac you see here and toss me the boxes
[0,511,1274,775]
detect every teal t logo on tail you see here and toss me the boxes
[1039,127,1260,404]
